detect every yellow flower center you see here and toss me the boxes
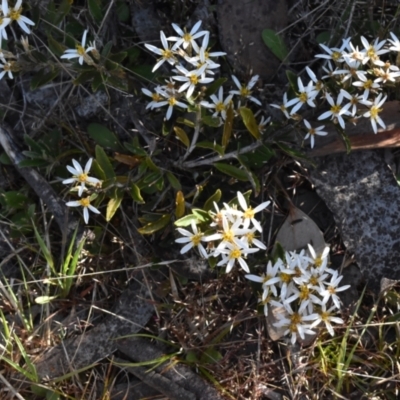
[309,275,319,286]
[79,198,90,207]
[230,248,242,259]
[328,286,336,294]
[240,86,250,97]
[243,208,255,219]
[215,102,225,112]
[290,312,302,325]
[9,9,21,21]
[76,45,86,56]
[161,49,173,59]
[367,47,376,58]
[222,229,234,243]
[77,173,88,183]
[189,74,199,85]
[309,128,316,136]
[183,32,192,43]
[299,92,308,103]
[370,106,382,120]
[314,256,323,268]
[151,93,162,102]
[331,51,341,61]
[245,231,255,244]
[299,285,310,301]
[363,79,373,89]
[330,104,341,114]
[168,97,177,106]
[191,233,203,246]
[320,311,330,321]
[279,272,292,284]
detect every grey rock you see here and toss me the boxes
[310,150,400,292]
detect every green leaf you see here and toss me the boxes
[116,0,130,22]
[95,145,115,179]
[130,183,145,204]
[316,31,331,45]
[174,126,190,147]
[46,0,71,26]
[174,214,198,227]
[239,107,260,140]
[74,71,95,86]
[18,159,49,168]
[30,68,60,90]
[276,142,312,162]
[101,41,113,58]
[203,189,221,211]
[108,51,127,63]
[0,152,11,165]
[261,29,288,63]
[88,0,103,24]
[214,163,248,181]
[192,208,211,223]
[130,64,155,81]
[202,115,221,127]
[126,47,140,65]
[35,295,58,304]
[1,191,28,209]
[106,191,123,221]
[205,77,227,97]
[47,35,65,57]
[176,117,195,128]
[338,129,352,154]
[222,104,234,148]
[286,70,298,92]
[196,141,224,156]
[175,191,185,218]
[166,171,182,190]
[88,123,123,151]
[138,214,171,235]
[146,157,160,172]
[200,347,223,364]
[24,134,43,154]
[91,72,105,92]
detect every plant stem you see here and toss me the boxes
[182,106,202,161]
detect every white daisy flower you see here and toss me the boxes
[151,86,188,120]
[141,86,164,110]
[0,56,13,79]
[310,303,344,336]
[270,92,291,119]
[3,0,34,35]
[388,31,400,52]
[360,36,388,66]
[60,29,95,65]
[230,74,261,106]
[175,221,208,259]
[200,86,233,121]
[359,92,387,134]
[285,77,318,115]
[62,158,101,196]
[318,91,351,130]
[66,196,101,224]
[352,70,380,99]
[245,260,281,298]
[172,63,213,98]
[303,119,328,149]
[169,20,207,52]
[273,304,318,345]
[145,31,177,72]
[216,242,258,273]
[319,271,351,309]
[236,191,270,232]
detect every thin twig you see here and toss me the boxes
[180,140,263,169]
